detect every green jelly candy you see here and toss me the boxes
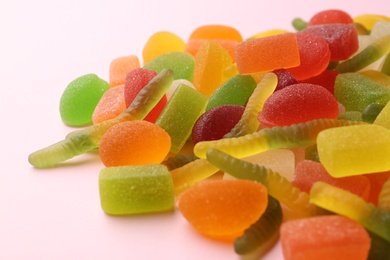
[334,73,390,112]
[143,52,195,81]
[99,164,175,215]
[156,84,208,153]
[206,74,257,111]
[338,111,363,122]
[60,74,109,126]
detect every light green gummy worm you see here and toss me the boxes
[28,69,174,168]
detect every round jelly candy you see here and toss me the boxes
[178,179,268,240]
[124,68,167,122]
[260,83,339,127]
[99,120,171,167]
[308,9,353,25]
[142,31,185,64]
[59,74,110,126]
[286,32,331,80]
[188,24,243,42]
[192,104,245,144]
[92,85,126,124]
[109,55,140,87]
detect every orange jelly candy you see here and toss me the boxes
[188,24,243,42]
[109,55,140,87]
[92,85,126,124]
[178,179,268,241]
[235,33,300,74]
[280,215,370,260]
[99,120,171,167]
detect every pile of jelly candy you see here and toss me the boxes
[29,9,390,260]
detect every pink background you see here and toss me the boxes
[1,1,389,259]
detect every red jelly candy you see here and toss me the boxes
[300,70,339,94]
[124,68,167,122]
[302,24,358,61]
[292,160,371,201]
[287,32,331,80]
[259,83,339,127]
[192,104,245,144]
[364,171,390,205]
[308,9,353,25]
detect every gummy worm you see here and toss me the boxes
[310,181,390,242]
[194,118,365,159]
[28,69,174,168]
[335,34,390,73]
[224,72,277,138]
[378,176,390,211]
[206,148,320,217]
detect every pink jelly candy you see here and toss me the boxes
[259,83,339,127]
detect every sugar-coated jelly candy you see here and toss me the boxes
[29,69,174,168]
[235,33,300,74]
[374,100,390,129]
[247,29,288,40]
[293,160,371,201]
[302,23,358,61]
[260,83,339,127]
[92,85,126,124]
[143,51,195,81]
[142,31,185,64]
[124,68,167,122]
[185,39,238,62]
[192,104,245,144]
[317,124,390,177]
[206,74,257,110]
[286,32,330,80]
[188,24,243,42]
[308,9,353,25]
[99,120,171,167]
[301,69,338,94]
[365,171,390,206]
[156,85,208,153]
[334,72,390,112]
[109,55,140,87]
[280,215,370,260]
[192,41,233,97]
[59,74,110,126]
[165,79,195,100]
[99,164,174,215]
[178,179,268,240]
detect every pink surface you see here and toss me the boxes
[1,1,389,259]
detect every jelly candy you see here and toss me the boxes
[286,32,331,80]
[280,215,370,260]
[317,124,390,177]
[273,69,298,92]
[234,196,282,256]
[260,83,339,127]
[142,31,185,64]
[185,39,238,62]
[99,164,174,215]
[29,69,174,168]
[307,9,353,25]
[334,73,390,112]
[365,171,390,206]
[302,23,358,61]
[191,104,245,144]
[353,14,390,31]
[178,179,268,240]
[192,41,233,97]
[362,103,385,123]
[300,69,338,94]
[292,160,371,201]
[92,85,126,124]
[235,33,300,74]
[109,55,140,87]
[205,74,257,111]
[99,120,171,167]
[124,68,167,122]
[155,84,208,153]
[59,74,110,126]
[374,100,390,129]
[143,51,195,81]
[188,24,243,42]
